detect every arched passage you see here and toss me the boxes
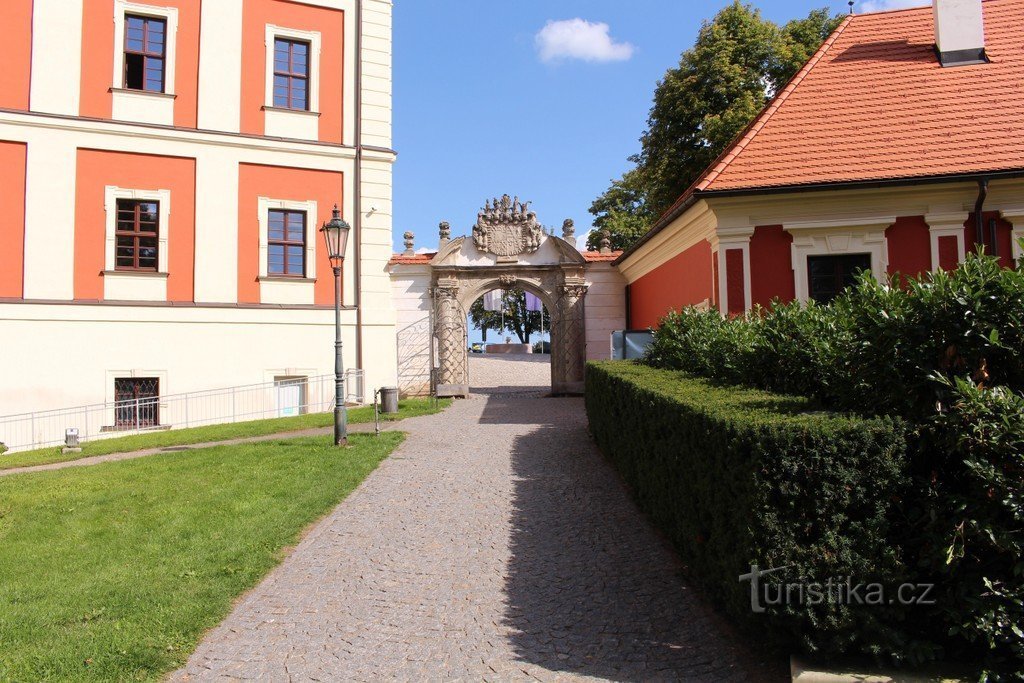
[457,279,558,393]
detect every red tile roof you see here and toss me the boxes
[619,0,1024,265]
[389,252,436,265]
[700,0,1024,193]
[582,251,624,262]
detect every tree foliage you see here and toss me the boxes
[589,2,842,251]
[468,289,548,344]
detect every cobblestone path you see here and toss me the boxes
[175,370,785,681]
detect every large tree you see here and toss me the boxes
[589,3,842,251]
[469,289,548,344]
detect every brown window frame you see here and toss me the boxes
[267,209,307,277]
[115,199,160,272]
[273,38,311,111]
[124,13,167,93]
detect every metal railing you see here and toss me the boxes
[0,369,365,454]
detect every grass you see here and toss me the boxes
[0,432,405,681]
[0,397,449,471]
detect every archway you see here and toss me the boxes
[463,281,556,393]
[431,197,588,398]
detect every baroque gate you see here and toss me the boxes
[430,195,590,397]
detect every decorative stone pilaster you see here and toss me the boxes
[433,278,468,397]
[554,278,588,395]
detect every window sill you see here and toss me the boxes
[110,87,177,100]
[258,276,315,283]
[261,105,320,118]
[103,270,169,279]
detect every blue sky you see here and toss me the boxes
[390,0,927,254]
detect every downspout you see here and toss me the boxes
[974,178,989,252]
[353,0,364,373]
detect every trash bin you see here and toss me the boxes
[380,386,399,414]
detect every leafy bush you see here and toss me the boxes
[586,361,909,657]
[918,377,1024,676]
[638,251,1024,675]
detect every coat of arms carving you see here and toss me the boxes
[472,195,543,261]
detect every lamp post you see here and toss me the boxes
[320,204,351,446]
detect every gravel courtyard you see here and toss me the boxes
[175,357,784,681]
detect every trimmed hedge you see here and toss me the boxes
[586,361,909,656]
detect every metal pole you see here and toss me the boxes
[333,265,348,446]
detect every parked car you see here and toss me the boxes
[470,343,484,354]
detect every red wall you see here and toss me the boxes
[749,225,794,307]
[628,240,713,329]
[0,141,27,298]
[80,0,201,127]
[74,150,197,301]
[0,2,33,111]
[886,216,932,283]
[725,248,745,315]
[241,0,345,143]
[965,212,1015,269]
[237,163,344,305]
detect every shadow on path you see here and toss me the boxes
[495,396,787,682]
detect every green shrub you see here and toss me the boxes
[586,361,909,657]
[638,251,1024,675]
[916,377,1024,677]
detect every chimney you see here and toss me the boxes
[933,0,987,67]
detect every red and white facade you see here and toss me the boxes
[618,0,1024,328]
[0,0,397,416]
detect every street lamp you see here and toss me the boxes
[320,204,351,446]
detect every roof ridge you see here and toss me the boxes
[697,14,854,193]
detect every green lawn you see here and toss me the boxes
[0,397,448,471]
[0,432,405,681]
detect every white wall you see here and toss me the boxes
[584,263,627,361]
[390,264,432,396]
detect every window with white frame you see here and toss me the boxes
[111,1,178,126]
[105,187,171,274]
[263,24,321,140]
[258,198,317,280]
[113,2,178,94]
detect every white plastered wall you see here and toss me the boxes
[583,263,627,361]
[389,264,433,397]
[0,303,359,417]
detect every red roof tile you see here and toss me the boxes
[389,252,436,265]
[582,251,624,262]
[700,0,1024,193]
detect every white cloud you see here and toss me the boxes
[859,0,930,12]
[576,230,592,252]
[535,19,634,64]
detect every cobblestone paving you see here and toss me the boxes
[468,353,552,394]
[175,360,785,682]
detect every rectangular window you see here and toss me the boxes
[124,14,166,92]
[807,254,872,303]
[273,38,310,110]
[114,377,160,428]
[115,199,160,271]
[267,210,306,276]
